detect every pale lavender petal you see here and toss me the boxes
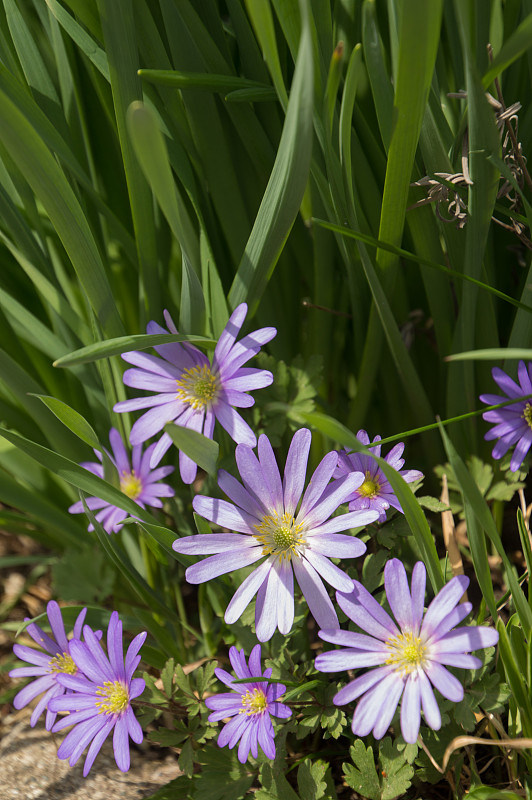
[130,401,184,444]
[217,469,265,518]
[149,432,173,468]
[219,389,255,408]
[120,349,182,378]
[434,653,482,668]
[399,675,421,743]
[257,717,276,759]
[420,575,469,639]
[212,303,248,364]
[46,601,69,652]
[410,562,426,634]
[235,444,276,511]
[318,629,388,651]
[114,394,174,413]
[433,626,499,653]
[510,429,532,471]
[298,451,340,519]
[123,369,178,393]
[214,402,256,446]
[113,717,130,773]
[248,644,263,679]
[255,568,280,642]
[173,533,258,555]
[331,666,393,705]
[283,428,311,516]
[185,548,264,583]
[308,532,366,558]
[30,683,59,728]
[427,602,473,642]
[69,496,109,514]
[10,665,49,677]
[12,645,52,668]
[292,557,338,629]
[351,672,403,737]
[336,583,399,640]
[218,714,247,748]
[302,473,368,528]
[418,670,441,730]
[309,510,376,535]
[224,369,273,391]
[82,718,114,776]
[313,648,387,671]
[108,428,130,475]
[424,661,464,702]
[237,722,253,763]
[384,559,413,631]
[191,497,258,534]
[257,435,283,513]
[373,676,405,739]
[277,558,294,634]
[303,550,354,593]
[107,612,124,681]
[225,560,273,624]
[13,675,54,709]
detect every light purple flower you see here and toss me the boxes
[315,559,499,744]
[172,428,379,640]
[48,611,146,776]
[205,644,291,763]
[9,601,88,730]
[113,303,276,483]
[334,430,423,523]
[68,428,174,533]
[480,360,532,472]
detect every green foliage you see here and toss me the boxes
[343,739,417,800]
[52,546,114,603]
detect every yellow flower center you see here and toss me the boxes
[95,680,130,716]
[358,471,380,499]
[48,652,77,675]
[254,511,306,561]
[176,365,218,410]
[523,403,532,430]
[385,631,427,675]
[120,470,143,500]
[239,688,268,715]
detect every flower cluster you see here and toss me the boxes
[13,305,508,775]
[10,605,145,776]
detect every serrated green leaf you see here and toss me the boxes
[343,740,381,800]
[417,496,451,513]
[160,658,175,697]
[378,738,415,800]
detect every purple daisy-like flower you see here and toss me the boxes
[334,430,423,523]
[9,601,88,730]
[48,611,146,776]
[172,428,379,640]
[113,303,276,483]
[68,428,174,534]
[205,644,291,763]
[480,361,532,472]
[315,559,499,744]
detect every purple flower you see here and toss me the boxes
[315,559,499,744]
[480,361,532,472]
[205,644,291,763]
[48,611,146,776]
[9,601,88,730]
[172,428,379,640]
[113,304,276,483]
[334,430,423,523]
[68,428,174,533]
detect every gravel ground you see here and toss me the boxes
[0,709,180,800]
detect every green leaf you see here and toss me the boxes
[343,740,381,800]
[297,759,332,800]
[379,738,416,800]
[0,88,123,338]
[228,0,313,312]
[160,657,175,697]
[52,546,114,603]
[482,12,532,87]
[54,333,216,367]
[165,423,219,476]
[446,348,532,362]
[417,496,450,513]
[139,69,269,93]
[30,395,101,450]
